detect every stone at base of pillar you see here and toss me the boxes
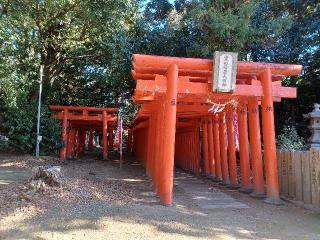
[206,174,215,179]
[160,202,173,207]
[212,177,222,182]
[250,192,266,199]
[264,198,284,205]
[227,184,240,190]
[239,187,253,194]
[219,180,230,186]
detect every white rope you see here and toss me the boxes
[207,99,238,113]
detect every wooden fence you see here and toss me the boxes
[277,149,320,209]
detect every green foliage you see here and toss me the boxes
[253,0,320,138]
[2,98,62,155]
[180,0,291,57]
[0,0,138,154]
[0,0,138,102]
[190,0,258,53]
[277,125,307,151]
[0,0,319,154]
[0,137,9,152]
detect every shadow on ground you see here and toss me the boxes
[1,152,320,240]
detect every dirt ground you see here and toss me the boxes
[0,152,320,240]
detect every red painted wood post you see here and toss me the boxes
[194,119,201,174]
[248,97,265,198]
[66,127,73,158]
[88,130,94,151]
[193,121,197,173]
[153,104,161,193]
[185,132,189,170]
[150,113,157,183]
[155,102,165,194]
[193,119,200,175]
[102,111,108,160]
[158,64,178,206]
[77,129,83,156]
[202,119,210,176]
[82,130,87,152]
[72,128,78,158]
[60,109,69,160]
[207,116,215,178]
[260,69,281,204]
[213,114,222,181]
[191,125,194,172]
[226,108,238,188]
[189,131,193,171]
[72,128,77,158]
[78,129,83,154]
[143,127,148,165]
[237,101,253,193]
[79,129,86,154]
[75,128,81,158]
[70,129,75,158]
[146,118,153,177]
[219,112,230,185]
[151,113,158,177]
[145,120,150,176]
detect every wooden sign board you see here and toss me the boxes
[213,51,238,92]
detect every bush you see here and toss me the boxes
[276,125,307,151]
[0,135,9,151]
[2,99,62,155]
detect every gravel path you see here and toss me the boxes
[0,153,320,240]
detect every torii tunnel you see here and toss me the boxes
[128,54,302,206]
[49,105,118,160]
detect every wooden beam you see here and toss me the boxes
[133,54,303,76]
[134,79,297,99]
[52,112,118,122]
[49,105,118,113]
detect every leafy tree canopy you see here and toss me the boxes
[0,0,319,154]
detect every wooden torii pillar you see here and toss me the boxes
[60,109,69,160]
[260,69,281,204]
[226,108,238,188]
[237,101,252,193]
[248,97,265,198]
[207,117,215,178]
[201,118,210,176]
[102,111,108,160]
[219,112,230,185]
[213,114,222,181]
[158,64,179,205]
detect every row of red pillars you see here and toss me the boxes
[50,106,118,160]
[128,62,299,206]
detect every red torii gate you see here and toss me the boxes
[49,105,118,160]
[128,54,302,206]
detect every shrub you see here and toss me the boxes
[276,125,307,151]
[2,99,62,155]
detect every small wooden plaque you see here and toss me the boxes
[213,51,238,92]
